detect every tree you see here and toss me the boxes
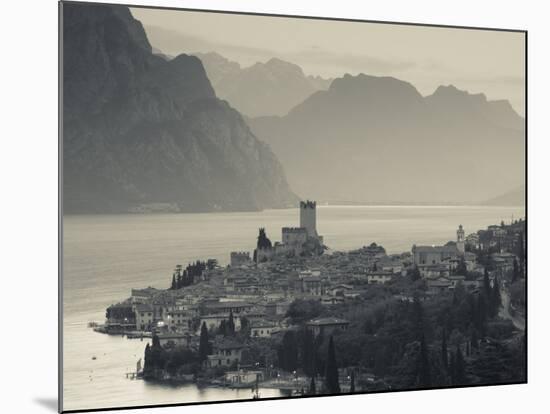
[483,268,491,301]
[455,258,467,276]
[240,316,250,338]
[491,276,502,316]
[170,274,177,290]
[475,293,488,337]
[452,347,466,385]
[325,336,340,394]
[309,376,316,395]
[410,265,421,282]
[279,331,298,372]
[512,258,520,283]
[412,296,425,338]
[301,328,315,376]
[218,320,227,336]
[417,335,431,388]
[374,348,386,378]
[286,299,324,324]
[470,327,479,351]
[199,322,210,362]
[227,310,235,335]
[441,329,448,371]
[257,228,272,249]
[350,370,356,393]
[143,343,152,377]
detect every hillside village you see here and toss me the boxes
[98,202,526,395]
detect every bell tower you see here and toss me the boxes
[456,224,465,255]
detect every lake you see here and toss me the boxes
[62,205,524,411]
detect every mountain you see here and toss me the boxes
[248,73,525,204]
[193,52,332,117]
[62,3,297,214]
[483,185,525,206]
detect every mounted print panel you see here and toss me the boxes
[60,1,526,412]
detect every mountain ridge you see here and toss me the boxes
[193,52,333,117]
[63,3,298,214]
[248,73,524,205]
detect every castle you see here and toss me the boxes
[251,201,324,264]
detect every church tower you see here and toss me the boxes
[300,200,318,238]
[456,224,465,255]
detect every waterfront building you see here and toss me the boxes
[206,340,245,368]
[164,310,192,332]
[135,303,154,331]
[225,370,264,385]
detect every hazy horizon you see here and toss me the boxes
[130,7,525,116]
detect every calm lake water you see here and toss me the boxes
[62,205,524,411]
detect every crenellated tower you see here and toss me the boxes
[300,200,318,238]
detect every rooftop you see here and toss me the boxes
[306,317,350,326]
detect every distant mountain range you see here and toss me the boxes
[63,4,297,213]
[193,52,333,117]
[248,74,525,205]
[483,185,525,206]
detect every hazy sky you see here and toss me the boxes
[130,7,525,115]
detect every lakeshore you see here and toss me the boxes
[62,205,525,411]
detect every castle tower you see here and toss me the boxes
[456,224,465,255]
[300,200,317,238]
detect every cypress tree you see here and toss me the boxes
[143,343,152,377]
[412,296,425,338]
[302,328,315,376]
[374,347,386,378]
[309,376,316,395]
[441,329,448,371]
[512,259,520,283]
[219,320,227,336]
[476,293,488,337]
[325,336,340,394]
[417,335,431,388]
[170,274,177,290]
[454,346,466,385]
[199,322,210,362]
[491,276,502,315]
[281,331,298,372]
[483,268,491,301]
[228,310,235,335]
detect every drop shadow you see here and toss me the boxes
[34,397,58,412]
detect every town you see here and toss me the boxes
[97,201,526,396]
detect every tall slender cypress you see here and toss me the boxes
[199,322,210,362]
[441,329,448,371]
[417,335,431,387]
[325,336,340,394]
